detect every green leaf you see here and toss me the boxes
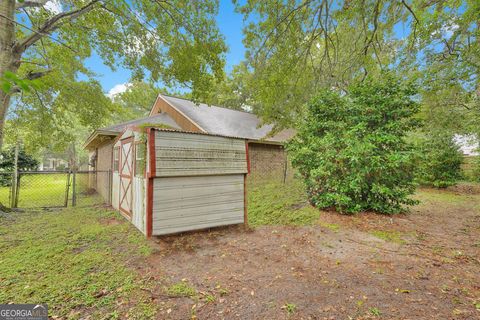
[1,82,12,93]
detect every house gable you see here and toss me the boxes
[149,95,205,133]
[149,94,295,143]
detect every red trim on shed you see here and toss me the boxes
[244,140,249,228]
[244,174,248,228]
[149,128,156,177]
[145,128,155,238]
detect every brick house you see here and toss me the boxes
[84,94,295,201]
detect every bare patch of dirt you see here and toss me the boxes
[447,183,480,195]
[98,217,123,226]
[134,187,480,319]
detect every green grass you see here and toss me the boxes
[247,179,321,227]
[164,281,197,297]
[0,173,104,208]
[370,230,406,244]
[415,188,467,204]
[0,207,156,319]
[319,222,341,232]
[282,303,297,315]
[369,307,381,316]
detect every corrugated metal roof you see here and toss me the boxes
[150,127,246,141]
[161,95,295,142]
[101,113,181,133]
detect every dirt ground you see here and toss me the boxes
[133,186,480,319]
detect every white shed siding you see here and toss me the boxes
[131,176,146,233]
[154,131,247,176]
[112,172,120,210]
[152,175,244,235]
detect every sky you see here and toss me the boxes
[90,0,246,98]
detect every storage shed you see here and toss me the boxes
[111,127,248,237]
[85,94,295,199]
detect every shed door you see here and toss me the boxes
[119,137,133,216]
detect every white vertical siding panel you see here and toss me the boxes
[130,176,146,234]
[111,172,120,210]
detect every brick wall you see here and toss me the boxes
[247,142,293,183]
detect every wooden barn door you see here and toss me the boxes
[119,137,134,217]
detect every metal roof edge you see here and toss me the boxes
[146,126,286,145]
[148,126,246,140]
[246,139,285,146]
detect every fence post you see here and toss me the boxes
[108,169,112,206]
[10,172,15,208]
[10,144,19,208]
[13,173,20,208]
[65,171,71,207]
[72,169,77,207]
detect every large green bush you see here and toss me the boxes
[288,75,420,214]
[416,133,463,188]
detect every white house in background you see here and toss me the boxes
[38,155,69,171]
[454,134,479,156]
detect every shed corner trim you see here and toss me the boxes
[145,127,155,238]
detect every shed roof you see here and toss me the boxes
[84,113,181,149]
[158,95,295,142]
[101,113,181,133]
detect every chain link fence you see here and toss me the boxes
[0,170,111,209]
[0,172,14,208]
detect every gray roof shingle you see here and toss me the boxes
[161,95,294,142]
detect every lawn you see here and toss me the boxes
[1,179,479,319]
[247,178,320,226]
[0,207,156,319]
[0,172,104,208]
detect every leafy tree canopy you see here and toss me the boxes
[223,0,479,134]
[0,0,227,149]
[109,81,160,122]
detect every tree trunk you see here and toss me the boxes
[0,0,18,150]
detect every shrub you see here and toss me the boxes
[471,156,480,182]
[0,147,38,172]
[288,74,420,214]
[0,147,38,186]
[416,133,463,188]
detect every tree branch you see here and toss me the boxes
[401,0,418,45]
[15,0,49,10]
[14,0,100,54]
[364,0,380,55]
[253,0,314,64]
[0,11,76,55]
[26,69,52,80]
